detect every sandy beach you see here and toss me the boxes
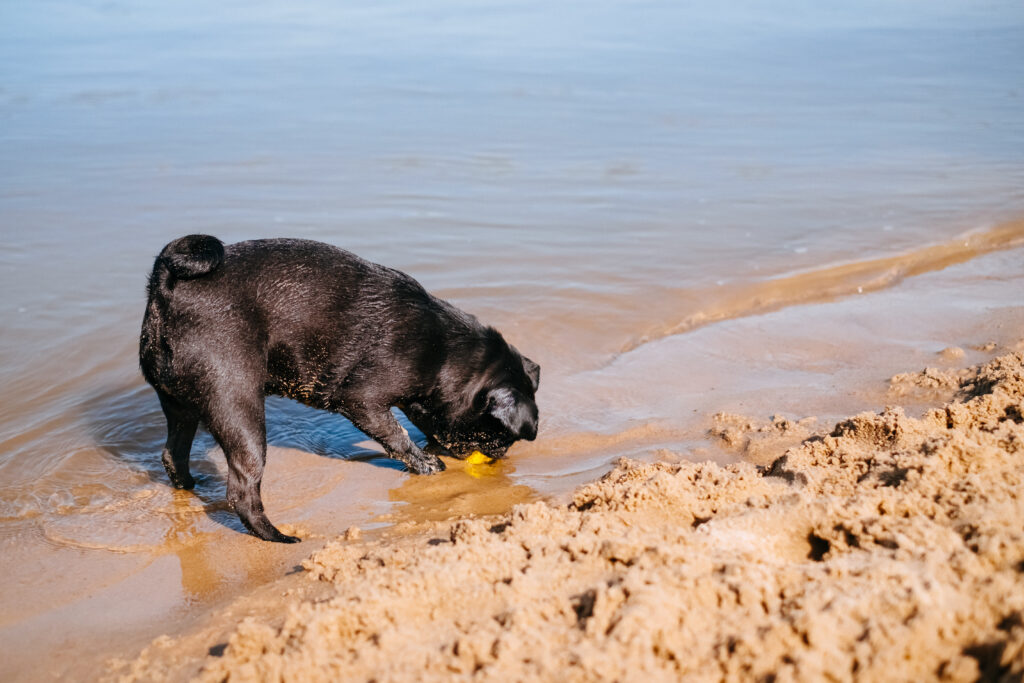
[112,347,1024,681]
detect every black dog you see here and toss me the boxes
[139,235,539,543]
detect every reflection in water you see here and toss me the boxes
[161,491,295,603]
[164,491,220,601]
[385,457,537,528]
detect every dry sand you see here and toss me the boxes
[118,350,1024,682]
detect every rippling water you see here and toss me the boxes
[2,0,1024,677]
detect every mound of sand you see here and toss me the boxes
[124,352,1024,682]
[708,412,817,465]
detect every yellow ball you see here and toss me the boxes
[465,450,492,464]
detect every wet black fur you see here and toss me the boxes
[140,235,540,543]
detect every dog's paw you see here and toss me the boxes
[165,470,196,490]
[252,524,301,544]
[406,454,446,475]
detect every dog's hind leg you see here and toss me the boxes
[202,391,300,544]
[158,393,199,490]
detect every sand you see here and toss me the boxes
[117,350,1024,682]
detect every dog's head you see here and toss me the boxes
[434,329,540,460]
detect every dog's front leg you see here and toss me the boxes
[348,406,446,474]
[399,403,453,458]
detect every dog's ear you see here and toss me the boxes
[487,387,538,441]
[521,356,540,392]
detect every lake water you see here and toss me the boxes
[2,0,1024,678]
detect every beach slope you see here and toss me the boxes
[124,350,1024,682]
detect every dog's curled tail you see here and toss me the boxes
[158,234,224,280]
[148,234,225,298]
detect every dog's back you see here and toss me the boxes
[141,237,464,402]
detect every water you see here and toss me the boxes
[2,0,1024,677]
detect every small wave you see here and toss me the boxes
[40,488,235,554]
[617,219,1024,357]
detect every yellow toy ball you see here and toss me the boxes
[465,450,492,465]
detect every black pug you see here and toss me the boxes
[139,235,539,543]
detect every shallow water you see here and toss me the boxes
[2,0,1024,678]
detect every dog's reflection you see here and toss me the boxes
[161,491,224,600]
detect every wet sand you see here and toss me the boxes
[113,346,1024,682]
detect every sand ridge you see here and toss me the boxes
[121,351,1024,682]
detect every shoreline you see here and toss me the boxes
[115,346,1024,681]
[3,241,1024,682]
